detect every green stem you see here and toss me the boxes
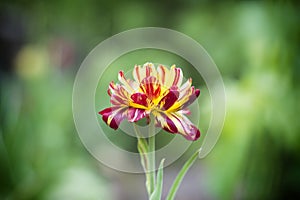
[133,124,151,196]
[133,122,156,198]
[166,150,199,200]
[148,119,156,195]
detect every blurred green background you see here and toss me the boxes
[1,0,300,200]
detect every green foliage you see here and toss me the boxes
[166,151,199,200]
[150,159,165,200]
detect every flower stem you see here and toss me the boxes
[148,119,156,195]
[133,124,151,196]
[166,150,199,200]
[133,122,156,198]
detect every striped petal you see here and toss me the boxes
[155,114,178,133]
[118,71,136,93]
[107,81,115,96]
[110,84,130,106]
[180,87,200,109]
[157,64,183,88]
[127,107,148,122]
[139,76,161,100]
[168,86,200,111]
[154,111,200,141]
[178,108,191,115]
[157,64,169,86]
[168,65,183,87]
[99,107,127,130]
[178,78,192,100]
[129,92,149,109]
[133,62,157,83]
[158,87,179,110]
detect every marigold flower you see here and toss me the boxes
[99,62,201,141]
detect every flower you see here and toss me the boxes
[99,62,201,141]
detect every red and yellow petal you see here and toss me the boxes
[99,107,128,130]
[168,86,200,112]
[127,107,148,122]
[158,87,179,110]
[154,111,200,141]
[180,87,200,109]
[129,92,149,110]
[139,76,161,100]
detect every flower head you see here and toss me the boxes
[99,62,201,141]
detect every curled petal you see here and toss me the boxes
[154,112,200,141]
[181,88,200,109]
[99,107,127,130]
[169,86,200,111]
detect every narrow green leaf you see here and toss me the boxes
[166,151,199,200]
[150,159,165,200]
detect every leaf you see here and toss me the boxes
[150,159,165,200]
[166,151,199,200]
